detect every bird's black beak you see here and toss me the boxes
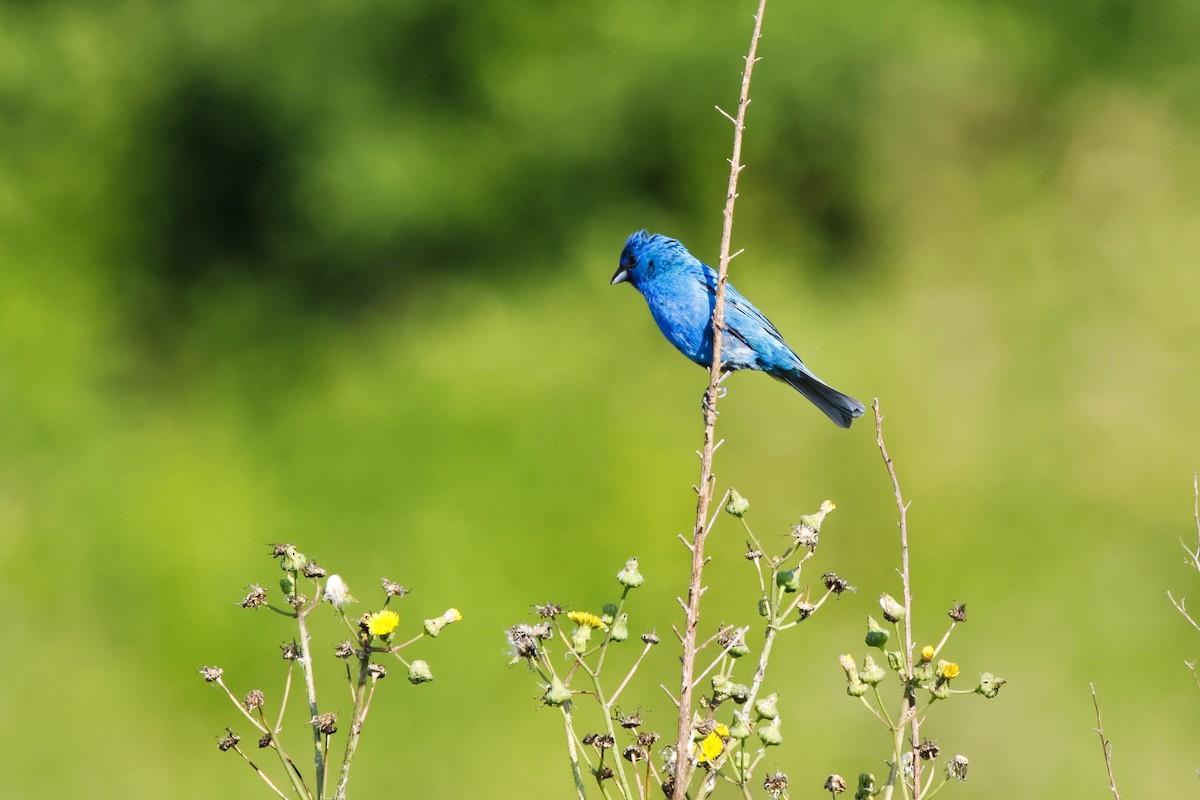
[610,267,630,285]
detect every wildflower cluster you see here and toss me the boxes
[511,494,848,799]
[200,544,462,799]
[829,402,1006,800]
[506,558,662,798]
[664,495,846,799]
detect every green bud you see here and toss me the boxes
[424,617,446,637]
[616,557,645,588]
[711,674,732,699]
[798,499,836,533]
[776,568,802,593]
[756,716,782,747]
[886,650,905,672]
[543,675,571,706]
[976,672,1006,699]
[855,773,876,800]
[839,654,867,697]
[865,616,889,649]
[757,598,770,617]
[610,613,629,642]
[859,654,886,686]
[729,683,751,704]
[879,593,905,623]
[280,574,296,596]
[728,711,752,740]
[731,749,751,776]
[407,660,434,685]
[754,692,779,720]
[279,545,307,573]
[725,488,751,518]
[570,624,592,652]
[913,660,935,682]
[601,603,619,625]
[930,680,951,700]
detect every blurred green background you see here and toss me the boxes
[3,0,1199,796]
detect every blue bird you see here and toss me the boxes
[611,230,865,428]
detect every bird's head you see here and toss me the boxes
[611,230,688,287]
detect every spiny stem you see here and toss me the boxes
[873,399,920,797]
[671,1,768,797]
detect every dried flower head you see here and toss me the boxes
[764,771,789,797]
[258,732,272,748]
[616,710,644,729]
[636,731,660,748]
[823,572,855,594]
[367,609,400,637]
[791,522,820,549]
[718,627,750,658]
[946,754,969,781]
[268,543,290,558]
[310,713,338,735]
[744,545,764,561]
[217,729,240,752]
[795,601,817,620]
[334,640,355,659]
[381,579,409,598]
[243,690,265,711]
[949,602,968,622]
[506,624,543,660]
[302,561,327,579]
[824,773,846,795]
[199,665,224,682]
[622,745,647,763]
[641,631,660,645]
[918,739,940,760]
[280,640,302,661]
[532,602,562,618]
[239,585,268,609]
[367,663,387,679]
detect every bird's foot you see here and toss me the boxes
[700,384,728,416]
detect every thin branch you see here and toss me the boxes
[1090,683,1122,800]
[671,2,769,797]
[873,399,921,797]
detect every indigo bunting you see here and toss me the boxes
[611,230,865,428]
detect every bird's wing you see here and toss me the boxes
[694,265,805,372]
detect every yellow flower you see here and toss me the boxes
[920,645,935,662]
[567,610,608,630]
[937,661,960,680]
[366,609,400,637]
[714,723,730,737]
[697,731,725,764]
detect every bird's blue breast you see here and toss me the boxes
[638,271,716,366]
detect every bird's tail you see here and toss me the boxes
[776,368,866,429]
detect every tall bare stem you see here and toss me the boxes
[873,399,920,797]
[671,1,768,796]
